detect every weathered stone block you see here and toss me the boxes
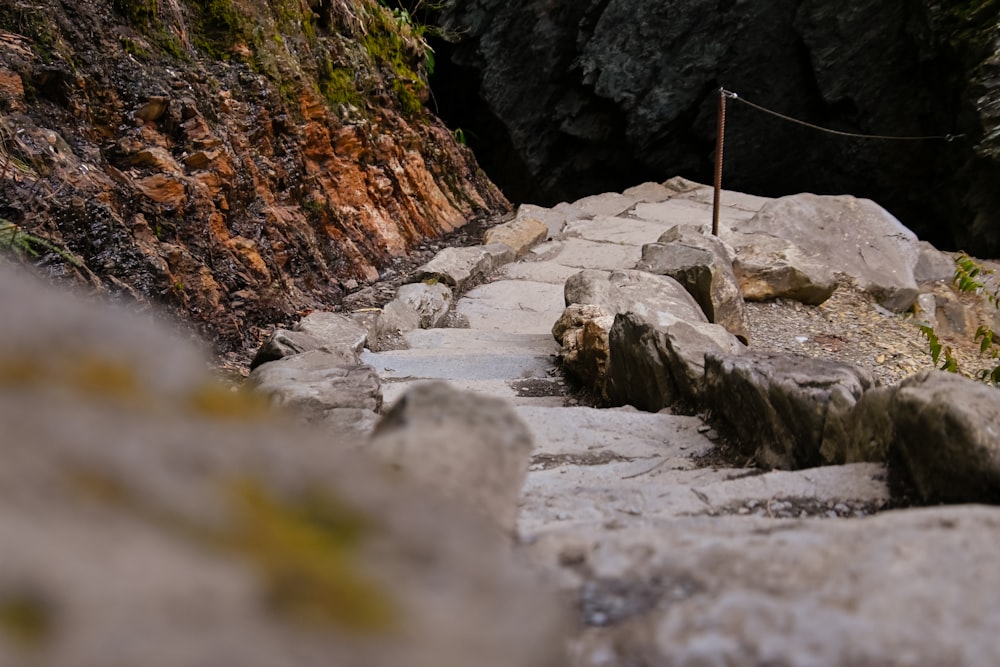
[704,352,875,469]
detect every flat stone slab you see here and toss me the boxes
[571,192,641,218]
[516,406,725,533]
[456,280,565,334]
[622,181,674,202]
[515,406,713,459]
[501,260,582,285]
[522,507,1000,666]
[381,378,567,410]
[361,348,554,384]
[563,216,676,246]
[630,198,757,231]
[402,328,559,355]
[535,238,643,271]
[690,462,890,517]
[519,464,744,534]
[674,184,772,212]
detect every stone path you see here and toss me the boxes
[243,177,1000,664]
[362,180,893,533]
[355,181,1000,664]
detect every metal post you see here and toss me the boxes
[712,88,727,237]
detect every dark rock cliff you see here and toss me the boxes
[0,0,508,354]
[432,0,1000,253]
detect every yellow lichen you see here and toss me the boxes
[0,595,52,649]
[221,480,396,633]
[186,382,274,421]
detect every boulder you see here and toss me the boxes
[515,203,568,238]
[704,352,876,470]
[369,382,534,533]
[914,241,956,284]
[483,216,549,256]
[606,312,745,412]
[395,282,453,329]
[0,266,566,667]
[551,304,615,394]
[564,269,707,326]
[848,370,1000,503]
[247,350,382,434]
[249,329,325,370]
[637,228,749,343]
[375,298,422,341]
[294,311,368,359]
[410,244,516,291]
[731,194,920,311]
[728,230,838,305]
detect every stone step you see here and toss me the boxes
[402,327,559,355]
[530,237,643,272]
[381,378,568,410]
[563,215,676,246]
[519,461,891,537]
[456,280,566,334]
[518,506,1000,666]
[361,348,555,383]
[514,406,713,459]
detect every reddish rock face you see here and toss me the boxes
[0,0,508,354]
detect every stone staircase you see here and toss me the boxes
[249,178,1000,665]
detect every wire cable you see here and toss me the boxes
[720,88,963,142]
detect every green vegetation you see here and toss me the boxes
[318,56,364,108]
[0,3,57,59]
[943,0,1000,53]
[920,253,1000,385]
[364,3,433,115]
[192,0,248,58]
[112,0,159,29]
[0,220,70,263]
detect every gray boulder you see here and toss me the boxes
[247,350,382,435]
[560,269,732,406]
[637,227,749,343]
[731,194,920,311]
[849,370,1000,503]
[729,230,838,305]
[395,282,453,329]
[0,266,566,667]
[914,241,956,284]
[483,216,549,256]
[606,312,745,412]
[564,269,707,326]
[294,311,368,359]
[370,382,534,533]
[373,299,422,345]
[249,328,324,370]
[411,243,516,291]
[515,203,568,238]
[704,352,876,469]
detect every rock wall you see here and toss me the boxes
[0,0,508,353]
[432,0,1000,253]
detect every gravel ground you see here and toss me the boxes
[744,280,995,386]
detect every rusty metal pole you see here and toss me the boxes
[712,88,727,237]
